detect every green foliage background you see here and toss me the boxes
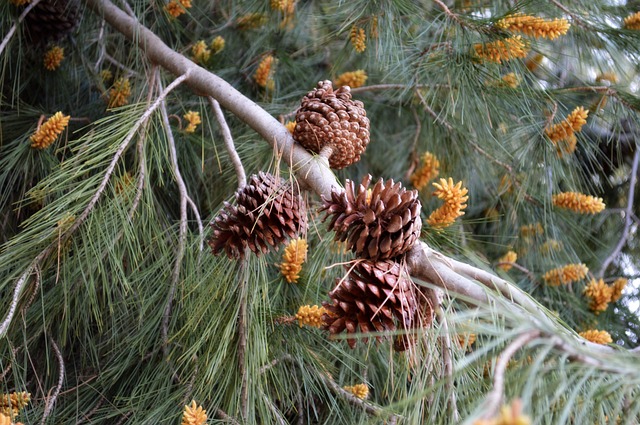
[1,0,640,423]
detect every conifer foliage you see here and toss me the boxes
[1,0,640,424]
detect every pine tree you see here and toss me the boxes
[1,0,640,423]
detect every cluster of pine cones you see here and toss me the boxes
[209,81,431,351]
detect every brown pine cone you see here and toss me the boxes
[23,0,81,43]
[209,172,307,259]
[320,175,422,261]
[293,80,370,169]
[322,260,418,349]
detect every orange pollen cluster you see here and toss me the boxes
[43,46,64,71]
[545,106,589,156]
[596,72,618,84]
[501,72,520,88]
[497,250,518,271]
[181,400,207,425]
[579,329,612,345]
[542,263,588,286]
[279,238,308,283]
[457,333,477,350]
[334,70,368,89]
[236,13,268,30]
[191,40,211,64]
[0,391,30,420]
[295,305,326,328]
[343,383,369,400]
[284,121,296,133]
[254,55,276,89]
[107,78,131,108]
[210,36,225,54]
[610,278,627,302]
[473,399,531,425]
[350,25,367,53]
[540,239,562,254]
[623,12,640,30]
[473,36,529,64]
[427,178,469,228]
[496,13,570,40]
[100,69,113,83]
[520,222,544,237]
[165,0,191,18]
[552,191,605,214]
[183,111,201,133]
[410,152,440,190]
[584,278,613,313]
[30,111,70,149]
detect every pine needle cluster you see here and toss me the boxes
[552,192,605,214]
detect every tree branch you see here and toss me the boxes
[0,0,42,56]
[208,96,246,190]
[598,148,639,277]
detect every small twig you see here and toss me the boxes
[414,89,453,131]
[238,258,249,421]
[94,19,107,72]
[598,148,639,277]
[104,53,140,78]
[481,330,540,419]
[432,0,463,25]
[76,399,104,425]
[548,0,591,29]
[41,337,66,425]
[258,354,304,425]
[158,70,194,355]
[214,407,242,425]
[0,0,43,56]
[495,262,536,282]
[433,296,459,422]
[208,97,246,190]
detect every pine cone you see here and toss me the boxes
[23,0,81,43]
[322,260,418,349]
[320,175,422,261]
[209,172,307,259]
[293,80,370,169]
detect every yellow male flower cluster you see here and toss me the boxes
[545,106,589,156]
[525,53,544,71]
[107,77,131,108]
[496,13,570,40]
[210,36,225,54]
[583,278,613,313]
[100,69,113,83]
[0,391,30,420]
[30,111,70,149]
[343,383,369,400]
[284,121,296,134]
[295,305,326,328]
[540,239,562,255]
[270,0,296,29]
[584,277,628,313]
[457,332,477,350]
[191,40,210,65]
[520,222,543,237]
[610,278,627,302]
[334,70,368,89]
[501,72,520,88]
[474,36,529,64]
[596,72,617,84]
[181,400,207,425]
[236,13,268,30]
[183,111,201,133]
[427,178,468,228]
[9,0,30,5]
[279,238,307,283]
[552,191,605,214]
[165,0,191,18]
[410,151,440,190]
[350,25,367,53]
[43,45,64,71]
[543,263,588,286]
[579,329,612,345]
[474,399,531,425]
[623,11,640,30]
[254,55,276,90]
[497,250,517,271]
